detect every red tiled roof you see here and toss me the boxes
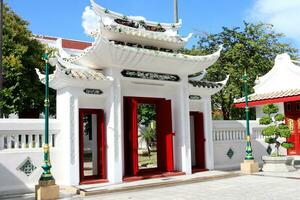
[234,89,300,108]
[61,39,92,50]
[35,35,92,50]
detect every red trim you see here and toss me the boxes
[123,171,185,182]
[79,109,106,184]
[235,95,300,108]
[192,168,208,173]
[80,179,108,185]
[62,39,92,50]
[124,97,175,177]
[35,35,92,50]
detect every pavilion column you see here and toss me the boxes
[174,76,192,174]
[105,68,123,183]
[56,88,79,185]
[202,96,214,170]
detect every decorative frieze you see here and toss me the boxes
[84,88,103,95]
[226,148,234,159]
[17,157,37,176]
[189,95,202,100]
[121,70,180,82]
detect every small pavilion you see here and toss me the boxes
[36,0,227,186]
[235,53,300,155]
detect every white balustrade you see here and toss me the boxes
[0,119,60,151]
[213,120,265,142]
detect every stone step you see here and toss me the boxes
[76,172,241,197]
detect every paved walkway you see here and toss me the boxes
[2,170,300,200]
[79,175,300,200]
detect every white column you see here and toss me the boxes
[174,76,192,174]
[105,68,123,183]
[56,88,79,185]
[202,96,215,170]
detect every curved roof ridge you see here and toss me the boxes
[90,0,182,30]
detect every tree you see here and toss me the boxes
[0,4,55,118]
[138,104,156,126]
[139,124,156,157]
[259,104,293,156]
[184,22,298,120]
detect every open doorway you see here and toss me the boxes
[138,104,157,170]
[124,97,174,177]
[79,109,106,184]
[190,112,206,172]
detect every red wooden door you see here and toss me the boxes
[157,99,174,172]
[286,116,300,155]
[79,109,106,184]
[192,112,206,169]
[124,97,139,176]
[285,102,300,155]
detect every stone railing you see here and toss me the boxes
[0,119,60,151]
[213,120,265,141]
[212,120,270,170]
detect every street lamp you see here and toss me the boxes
[39,51,55,183]
[242,71,254,160]
[35,51,59,199]
[240,71,259,174]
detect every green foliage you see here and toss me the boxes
[259,116,272,125]
[139,125,156,157]
[277,124,291,138]
[265,137,276,144]
[183,22,298,120]
[138,104,156,126]
[263,104,279,115]
[281,142,294,149]
[0,4,56,118]
[274,114,285,122]
[259,104,293,156]
[262,125,277,137]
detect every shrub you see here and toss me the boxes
[259,104,293,156]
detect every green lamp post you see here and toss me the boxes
[39,51,55,183]
[240,71,258,173]
[242,71,254,160]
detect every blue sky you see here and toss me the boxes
[6,0,300,49]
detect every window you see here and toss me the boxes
[287,103,292,112]
[296,102,300,111]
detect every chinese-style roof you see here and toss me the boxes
[234,53,300,108]
[63,68,106,80]
[90,0,192,50]
[91,0,181,31]
[189,81,223,89]
[234,89,300,108]
[189,76,229,96]
[36,58,111,90]
[62,36,222,74]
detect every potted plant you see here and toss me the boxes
[259,104,295,172]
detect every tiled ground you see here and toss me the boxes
[80,175,300,200]
[2,170,300,200]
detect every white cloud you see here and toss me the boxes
[82,6,99,36]
[249,0,300,45]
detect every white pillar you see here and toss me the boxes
[174,76,192,174]
[56,88,79,185]
[105,69,123,183]
[202,96,214,170]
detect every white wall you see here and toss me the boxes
[0,119,61,195]
[213,120,287,170]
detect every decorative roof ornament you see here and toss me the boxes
[90,0,182,31]
[189,75,229,96]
